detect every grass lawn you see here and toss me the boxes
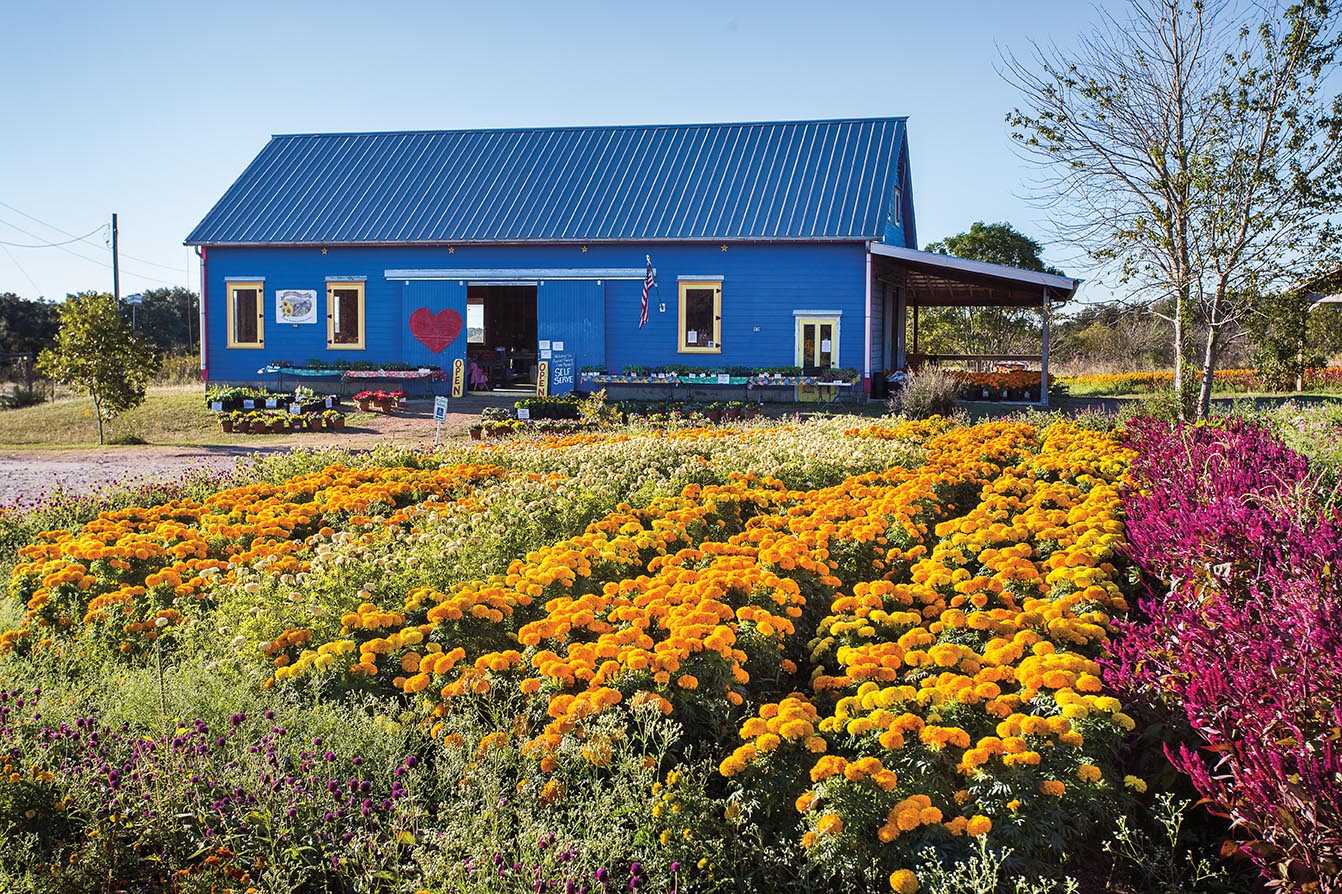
[0,386,379,449]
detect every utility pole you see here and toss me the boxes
[111,213,120,302]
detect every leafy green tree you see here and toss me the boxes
[1006,0,1342,418]
[37,292,161,444]
[0,292,60,355]
[925,222,1063,275]
[919,222,1060,356]
[134,287,199,356]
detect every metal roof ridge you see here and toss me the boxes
[268,116,909,140]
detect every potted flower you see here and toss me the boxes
[268,415,287,434]
[354,390,375,412]
[247,412,268,434]
[322,409,346,430]
[469,423,483,441]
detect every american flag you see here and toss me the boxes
[640,255,654,328]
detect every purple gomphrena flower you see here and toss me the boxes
[670,862,680,873]
[595,868,608,885]
[404,754,418,768]
[629,862,642,876]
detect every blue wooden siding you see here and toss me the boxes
[203,242,867,384]
[401,280,468,372]
[537,280,606,376]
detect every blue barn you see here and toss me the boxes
[185,117,1078,399]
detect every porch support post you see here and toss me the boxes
[894,284,907,369]
[1040,287,1051,407]
[863,248,873,392]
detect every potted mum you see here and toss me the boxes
[322,409,346,430]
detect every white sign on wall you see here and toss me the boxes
[276,289,318,324]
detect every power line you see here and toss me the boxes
[0,216,184,287]
[0,245,42,293]
[1,198,195,276]
[0,224,107,249]
[0,200,88,240]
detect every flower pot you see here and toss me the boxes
[469,428,483,441]
[332,417,346,430]
[357,399,372,412]
[220,420,233,433]
[306,417,320,430]
[250,422,268,434]
[270,421,287,433]
[376,400,392,413]
[706,411,723,423]
[723,409,740,421]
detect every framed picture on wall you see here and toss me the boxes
[276,289,317,324]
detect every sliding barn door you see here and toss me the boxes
[536,280,606,396]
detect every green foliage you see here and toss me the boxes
[134,287,199,356]
[0,292,59,355]
[925,222,1063,275]
[1102,794,1234,894]
[36,292,161,444]
[920,223,1058,356]
[1118,388,1198,426]
[1244,291,1319,391]
[153,353,201,386]
[915,837,1078,894]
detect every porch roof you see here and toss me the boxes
[870,243,1080,307]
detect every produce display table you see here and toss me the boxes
[256,365,448,395]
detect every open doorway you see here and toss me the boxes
[466,285,538,390]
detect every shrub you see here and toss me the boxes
[153,352,202,386]
[1110,418,1342,891]
[889,368,958,418]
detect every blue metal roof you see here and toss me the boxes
[185,117,912,246]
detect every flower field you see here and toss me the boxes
[1060,366,1342,395]
[0,412,1335,892]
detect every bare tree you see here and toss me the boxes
[1004,0,1342,417]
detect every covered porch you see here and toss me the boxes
[867,244,1081,406]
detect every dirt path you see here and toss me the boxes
[0,406,481,508]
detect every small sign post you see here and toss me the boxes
[433,395,449,446]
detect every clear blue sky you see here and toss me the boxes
[0,0,1108,303]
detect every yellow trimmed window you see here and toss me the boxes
[327,282,365,349]
[678,281,721,353]
[226,281,264,348]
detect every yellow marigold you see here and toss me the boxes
[889,869,920,894]
[966,815,992,836]
[1041,779,1066,797]
[1123,775,1148,793]
[1077,764,1102,783]
[817,813,844,836]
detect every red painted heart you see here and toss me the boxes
[409,307,463,353]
